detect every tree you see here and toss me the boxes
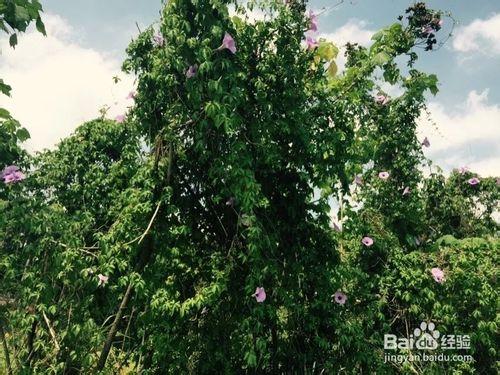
[1,1,498,374]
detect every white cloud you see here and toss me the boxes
[452,13,500,55]
[320,19,375,72]
[419,90,500,176]
[0,14,133,152]
[320,19,374,47]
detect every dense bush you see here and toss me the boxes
[0,1,498,374]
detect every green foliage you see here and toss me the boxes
[331,235,499,374]
[0,0,46,47]
[0,1,497,374]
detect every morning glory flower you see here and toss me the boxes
[254,287,266,303]
[3,171,25,184]
[115,115,125,123]
[362,236,374,247]
[378,171,390,180]
[421,25,433,34]
[306,36,319,50]
[186,64,198,78]
[97,274,109,286]
[153,33,164,47]
[468,177,480,186]
[1,165,19,177]
[308,11,318,32]
[220,32,237,54]
[422,137,430,147]
[1,165,25,184]
[403,186,411,195]
[333,291,347,305]
[431,267,445,283]
[126,91,136,100]
[375,94,389,105]
[458,166,469,174]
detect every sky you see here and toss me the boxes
[0,0,499,176]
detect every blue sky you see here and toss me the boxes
[0,0,499,175]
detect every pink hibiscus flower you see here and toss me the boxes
[97,274,109,286]
[362,236,374,247]
[220,32,237,54]
[306,36,319,50]
[333,291,347,305]
[378,171,390,180]
[431,267,445,283]
[468,177,480,186]
[254,287,266,303]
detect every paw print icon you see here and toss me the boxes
[414,321,440,350]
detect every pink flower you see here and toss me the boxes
[422,137,430,147]
[362,236,374,247]
[153,33,164,47]
[434,18,444,27]
[186,64,198,78]
[306,36,319,50]
[221,32,237,54]
[421,25,433,34]
[333,291,347,305]
[458,166,469,174]
[97,274,109,286]
[126,91,136,100]
[254,287,266,303]
[1,165,25,184]
[354,175,363,186]
[403,186,411,195]
[308,11,318,32]
[431,267,445,283]
[378,171,390,180]
[115,115,125,123]
[468,177,480,186]
[375,94,389,105]
[3,171,25,184]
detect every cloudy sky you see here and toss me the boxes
[0,0,498,176]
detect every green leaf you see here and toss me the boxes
[317,41,339,61]
[9,33,18,48]
[36,17,46,36]
[426,74,439,95]
[0,79,12,96]
[372,51,390,66]
[16,127,31,142]
[371,30,383,41]
[15,5,31,22]
[327,61,338,77]
[0,108,10,119]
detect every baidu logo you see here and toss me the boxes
[384,321,440,350]
[385,320,473,351]
[383,321,473,363]
[413,321,440,350]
